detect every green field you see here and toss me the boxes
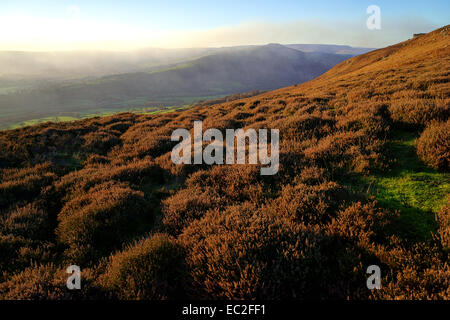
[1,94,228,130]
[6,105,192,129]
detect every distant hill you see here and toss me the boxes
[0,44,373,79]
[0,44,353,128]
[0,48,216,79]
[286,44,375,55]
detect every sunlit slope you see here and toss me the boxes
[236,25,450,130]
[277,25,449,97]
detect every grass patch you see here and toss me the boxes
[345,130,449,241]
[53,152,83,170]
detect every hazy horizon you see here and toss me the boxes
[1,0,448,51]
[0,42,377,54]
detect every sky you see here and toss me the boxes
[0,0,448,51]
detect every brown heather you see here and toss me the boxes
[0,26,449,300]
[416,119,450,171]
[437,201,449,251]
[101,233,187,300]
[56,181,151,265]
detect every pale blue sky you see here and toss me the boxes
[1,0,448,50]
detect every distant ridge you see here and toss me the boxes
[286,44,375,55]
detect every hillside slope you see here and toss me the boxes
[0,26,448,300]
